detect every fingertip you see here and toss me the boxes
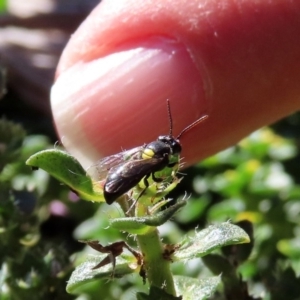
[52,0,300,167]
[51,37,208,167]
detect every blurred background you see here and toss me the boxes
[1,1,300,300]
[0,0,98,133]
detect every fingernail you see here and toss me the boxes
[51,37,208,166]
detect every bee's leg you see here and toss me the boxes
[152,172,163,183]
[126,174,150,214]
[135,171,164,202]
[167,162,177,168]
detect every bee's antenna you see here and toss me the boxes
[167,99,173,136]
[176,115,208,139]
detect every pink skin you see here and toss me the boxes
[51,0,300,168]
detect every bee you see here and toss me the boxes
[87,100,208,205]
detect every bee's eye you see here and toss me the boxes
[157,136,181,154]
[171,140,182,154]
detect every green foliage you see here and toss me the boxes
[26,147,247,299]
[0,119,74,299]
[26,149,105,202]
[0,0,6,12]
[174,123,300,299]
[2,113,300,299]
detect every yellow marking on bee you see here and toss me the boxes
[142,149,155,159]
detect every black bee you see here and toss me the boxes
[87,100,208,205]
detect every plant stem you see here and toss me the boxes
[136,228,176,296]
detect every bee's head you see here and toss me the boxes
[157,135,182,155]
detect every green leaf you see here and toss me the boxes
[66,254,134,294]
[26,149,105,202]
[277,238,300,258]
[290,259,300,277]
[174,275,221,300]
[174,222,250,261]
[110,200,186,234]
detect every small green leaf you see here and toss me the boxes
[110,218,153,235]
[26,149,104,202]
[110,201,186,234]
[174,275,221,300]
[174,222,250,261]
[221,220,254,264]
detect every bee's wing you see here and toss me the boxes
[86,146,143,181]
[105,157,165,194]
